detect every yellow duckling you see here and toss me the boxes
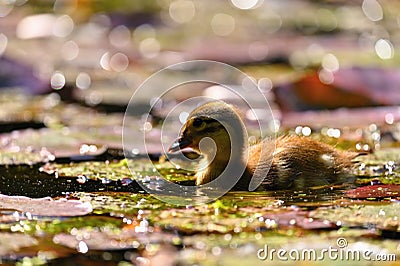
[169,101,357,191]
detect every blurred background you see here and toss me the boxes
[2,2,400,264]
[1,0,400,137]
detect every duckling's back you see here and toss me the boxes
[243,136,358,190]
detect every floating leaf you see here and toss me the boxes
[0,149,54,165]
[310,203,400,232]
[0,233,38,257]
[0,194,92,220]
[346,185,400,199]
[53,227,181,251]
[41,159,195,183]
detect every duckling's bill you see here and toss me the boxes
[168,137,192,153]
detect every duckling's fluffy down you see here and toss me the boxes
[243,136,358,190]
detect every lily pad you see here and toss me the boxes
[0,149,54,165]
[53,227,181,251]
[71,192,176,217]
[346,185,400,199]
[0,194,92,221]
[0,233,38,256]
[310,203,400,232]
[41,158,196,184]
[0,128,118,159]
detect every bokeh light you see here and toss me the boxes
[0,33,7,55]
[169,0,195,24]
[17,14,56,39]
[362,0,383,22]
[109,25,131,48]
[61,40,79,61]
[139,38,160,58]
[318,68,334,85]
[322,54,339,72]
[211,13,235,36]
[375,39,394,59]
[0,2,13,17]
[230,0,261,10]
[258,78,273,93]
[50,72,66,90]
[53,15,74,37]
[76,72,91,90]
[100,52,111,70]
[109,53,129,72]
[248,42,268,61]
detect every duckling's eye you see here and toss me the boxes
[192,118,206,130]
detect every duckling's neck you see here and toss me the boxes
[196,130,247,186]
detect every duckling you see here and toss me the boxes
[168,101,358,191]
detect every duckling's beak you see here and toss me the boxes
[168,136,192,153]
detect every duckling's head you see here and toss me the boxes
[169,101,247,157]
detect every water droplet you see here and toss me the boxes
[327,128,341,138]
[295,126,303,135]
[370,179,381,186]
[102,178,111,184]
[77,241,89,253]
[301,126,312,136]
[363,144,370,151]
[121,178,133,186]
[76,175,88,184]
[385,113,394,125]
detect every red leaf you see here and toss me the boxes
[346,185,400,199]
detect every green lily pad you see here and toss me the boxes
[354,149,400,185]
[41,158,196,184]
[310,203,400,232]
[0,149,54,165]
